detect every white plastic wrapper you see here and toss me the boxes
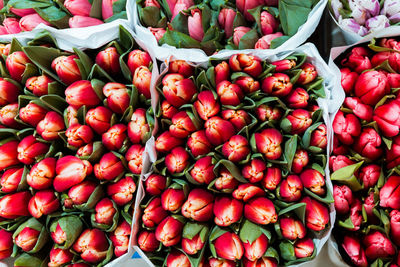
[327,25,400,266]
[118,42,342,267]
[133,0,328,62]
[0,0,135,52]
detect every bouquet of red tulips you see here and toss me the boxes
[0,26,154,266]
[137,0,326,54]
[135,48,334,266]
[331,37,400,266]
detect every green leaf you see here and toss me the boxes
[6,0,51,9]
[270,35,290,49]
[279,1,311,36]
[50,215,83,249]
[284,135,297,172]
[159,29,201,49]
[89,0,102,19]
[279,241,296,261]
[214,159,248,183]
[238,28,259,50]
[140,6,163,28]
[331,161,364,191]
[14,253,47,267]
[278,203,307,225]
[240,220,270,244]
[35,6,70,29]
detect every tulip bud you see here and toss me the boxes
[28,189,59,218]
[65,80,101,108]
[64,0,92,16]
[0,103,20,128]
[194,90,220,121]
[127,50,151,75]
[0,78,19,107]
[363,191,378,225]
[333,185,353,215]
[281,109,312,135]
[182,188,213,222]
[36,111,65,141]
[51,55,81,85]
[262,167,281,191]
[66,124,94,148]
[49,246,74,267]
[221,109,251,132]
[162,74,197,108]
[69,15,104,28]
[17,135,48,165]
[145,174,167,196]
[353,128,383,161]
[341,236,368,267]
[15,227,40,252]
[133,66,152,99]
[155,216,184,247]
[300,169,325,196]
[330,155,355,172]
[214,232,244,261]
[165,146,189,174]
[255,105,282,122]
[235,76,260,94]
[280,217,306,241]
[380,175,400,209]
[390,210,400,246]
[170,111,198,138]
[95,47,120,75]
[344,97,373,122]
[93,198,116,226]
[65,105,79,127]
[169,60,194,78]
[213,196,243,226]
[245,197,277,225]
[66,181,100,210]
[215,168,239,192]
[161,100,178,119]
[107,177,136,206]
[205,116,235,146]
[232,184,264,202]
[374,100,400,137]
[242,159,266,183]
[255,32,284,49]
[19,13,51,32]
[229,54,263,77]
[25,75,53,97]
[0,167,23,193]
[218,8,236,38]
[349,199,362,231]
[301,196,329,231]
[292,150,309,174]
[0,229,12,259]
[332,111,361,145]
[233,26,251,47]
[388,73,400,88]
[260,11,278,35]
[359,164,380,188]
[217,81,244,106]
[215,61,230,86]
[73,229,109,263]
[294,238,314,258]
[243,234,269,261]
[255,128,283,160]
[126,145,145,174]
[188,8,204,42]
[167,250,191,267]
[85,106,112,135]
[0,191,31,219]
[333,136,348,156]
[363,231,395,260]
[6,51,31,82]
[54,156,92,192]
[286,88,309,109]
[341,49,371,74]
[272,59,296,72]
[354,71,389,106]
[161,187,186,212]
[155,131,184,153]
[209,258,236,267]
[182,233,206,255]
[296,63,317,85]
[0,140,19,171]
[340,68,358,94]
[187,130,212,157]
[142,197,168,228]
[222,135,250,162]
[190,156,215,184]
[3,18,21,34]
[94,152,125,181]
[310,124,327,149]
[279,175,303,202]
[102,124,127,151]
[138,230,159,252]
[102,82,130,114]
[262,73,293,97]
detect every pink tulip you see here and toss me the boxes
[218,8,236,38]
[260,11,278,35]
[19,14,51,32]
[188,8,204,42]
[69,16,104,28]
[233,26,251,47]
[64,0,92,16]
[255,33,283,49]
[3,18,21,34]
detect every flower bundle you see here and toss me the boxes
[136,52,332,266]
[332,37,400,266]
[138,0,321,54]
[329,0,400,37]
[0,0,127,34]
[0,27,153,266]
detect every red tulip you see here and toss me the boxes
[235,76,260,94]
[66,124,94,148]
[340,68,358,94]
[329,155,355,172]
[333,136,348,156]
[10,7,35,17]
[3,18,21,34]
[255,128,283,160]
[294,238,314,258]
[244,197,277,225]
[165,146,189,174]
[215,168,239,192]
[359,164,380,188]
[333,185,353,215]
[0,103,20,128]
[65,80,101,108]
[205,116,235,146]
[94,198,116,225]
[341,48,372,74]
[388,73,400,88]
[221,109,251,131]
[218,8,236,38]
[279,175,303,202]
[363,192,378,225]
[6,51,31,82]
[387,136,400,169]
[354,71,389,106]
[242,159,266,183]
[209,258,236,267]
[28,190,59,218]
[190,156,215,184]
[169,60,194,78]
[297,63,317,85]
[300,169,325,196]
[25,75,53,97]
[54,156,92,192]
[236,0,264,20]
[243,234,268,261]
[255,105,282,122]
[0,167,23,193]
[233,27,251,47]
[262,73,293,97]
[126,144,145,174]
[371,51,400,73]
[102,124,127,151]
[213,196,243,226]
[342,236,368,267]
[310,124,327,149]
[280,217,306,241]
[300,196,329,231]
[272,59,296,72]
[65,105,79,127]
[380,175,400,209]
[182,188,214,222]
[49,246,74,267]
[194,90,220,121]
[353,127,383,160]
[128,108,150,144]
[222,135,250,162]
[0,191,31,219]
[255,33,284,49]
[260,11,278,35]
[0,229,12,259]
[281,109,312,134]
[133,66,152,99]
[243,257,278,267]
[170,111,198,138]
[363,231,395,260]
[349,199,362,231]
[0,78,19,106]
[107,177,136,206]
[155,216,184,247]
[333,111,361,145]
[17,135,48,165]
[145,174,167,196]
[73,229,109,263]
[155,131,184,153]
[187,130,212,157]
[161,100,178,119]
[374,100,400,137]
[15,227,40,252]
[182,234,205,255]
[66,180,98,207]
[233,184,264,202]
[142,198,168,228]
[69,15,104,28]
[215,61,230,86]
[85,106,112,135]
[95,47,120,75]
[262,167,281,190]
[103,83,130,114]
[138,231,159,252]
[94,152,125,181]
[166,250,190,267]
[286,88,309,109]
[76,143,94,157]
[51,55,81,85]
[390,210,400,246]
[214,232,244,261]
[344,97,373,122]
[229,54,262,77]
[161,187,186,212]
[127,50,151,75]
[292,149,309,174]
[0,140,19,171]
[162,74,197,108]
[217,80,244,106]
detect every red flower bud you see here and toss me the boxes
[255,105,282,122]
[329,155,355,172]
[170,111,198,138]
[354,71,389,106]
[371,51,400,72]
[102,83,130,114]
[214,232,244,261]
[209,258,236,267]
[235,76,260,94]
[262,73,293,97]
[126,144,145,174]
[107,177,136,206]
[233,27,251,47]
[76,143,94,157]
[390,210,400,246]
[221,109,251,131]
[155,216,184,247]
[387,136,400,169]
[25,75,53,96]
[67,180,97,207]
[190,156,215,184]
[272,59,296,72]
[294,238,314,258]
[54,156,92,192]
[138,230,159,252]
[280,217,306,241]
[161,187,186,212]
[333,185,353,215]
[229,54,262,77]
[282,109,312,134]
[222,135,250,162]
[310,124,327,149]
[128,108,150,144]
[95,47,120,75]
[133,66,152,99]
[0,103,20,128]
[215,61,230,86]
[232,184,264,202]
[194,90,220,121]
[380,175,400,209]
[145,174,167,196]
[102,124,127,151]
[28,189,60,218]
[17,135,49,165]
[49,246,74,267]
[155,131,184,153]
[0,78,19,106]
[242,159,266,183]
[94,198,116,225]
[65,105,79,127]
[0,229,12,259]
[127,50,151,75]
[297,63,317,85]
[245,197,277,225]
[279,175,303,202]
[0,191,31,219]
[300,196,329,231]
[217,81,244,106]
[36,111,65,141]
[363,231,395,260]
[182,188,213,222]
[187,130,212,157]
[286,87,309,109]
[344,97,373,122]
[182,233,205,255]
[94,152,125,181]
[162,74,197,108]
[205,116,235,146]
[363,192,378,225]
[300,169,325,196]
[255,128,283,160]
[73,229,109,263]
[292,149,309,174]
[85,106,112,135]
[161,100,178,119]
[142,198,168,228]
[260,11,278,35]
[169,60,194,78]
[341,50,372,74]
[359,164,380,188]
[340,68,358,94]
[0,140,19,172]
[388,73,400,88]
[0,167,23,193]
[6,51,31,82]
[166,250,190,267]
[15,227,40,252]
[353,127,383,161]
[349,199,362,231]
[27,158,56,190]
[66,124,94,148]
[333,111,361,145]
[262,167,281,191]
[215,168,239,192]
[374,100,400,137]
[65,80,101,108]
[165,146,189,174]
[342,236,368,267]
[213,196,243,226]
[243,234,268,261]
[51,55,81,85]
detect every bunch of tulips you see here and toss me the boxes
[138,0,320,54]
[136,53,332,266]
[0,27,153,266]
[0,0,126,34]
[332,37,400,266]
